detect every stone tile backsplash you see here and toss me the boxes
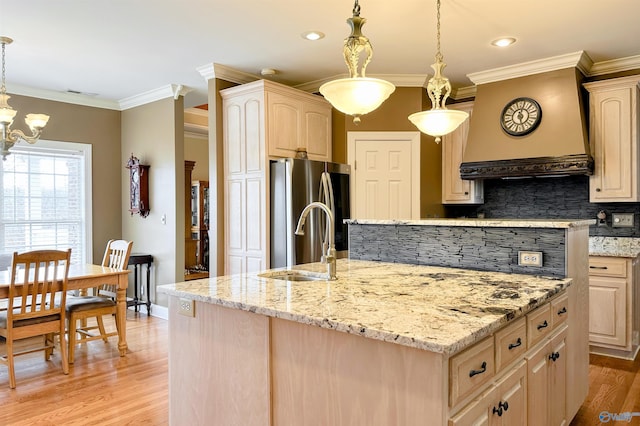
[445,175,640,237]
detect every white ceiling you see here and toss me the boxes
[2,0,640,110]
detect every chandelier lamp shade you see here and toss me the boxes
[0,36,50,160]
[408,0,468,142]
[319,0,395,124]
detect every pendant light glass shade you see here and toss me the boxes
[408,0,467,142]
[319,0,395,124]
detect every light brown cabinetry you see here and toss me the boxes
[588,255,640,358]
[584,76,640,202]
[267,90,332,161]
[442,101,483,204]
[220,80,332,275]
[450,293,570,426]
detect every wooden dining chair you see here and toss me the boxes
[66,239,132,363]
[0,249,72,389]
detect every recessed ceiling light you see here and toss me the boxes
[301,31,325,41]
[491,37,516,47]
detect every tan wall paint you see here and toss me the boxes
[463,68,589,162]
[8,94,122,262]
[122,97,183,307]
[332,87,445,218]
[185,135,209,181]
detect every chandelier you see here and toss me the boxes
[319,0,395,124]
[0,37,50,160]
[408,0,468,142]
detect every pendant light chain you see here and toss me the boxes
[1,41,6,95]
[353,0,360,16]
[435,0,443,63]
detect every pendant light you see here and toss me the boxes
[0,37,50,159]
[408,0,468,142]
[319,0,395,124]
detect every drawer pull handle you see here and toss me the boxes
[549,351,561,362]
[508,338,522,350]
[590,266,608,270]
[492,406,503,417]
[469,361,487,378]
[537,320,548,330]
[499,401,509,412]
[557,307,567,316]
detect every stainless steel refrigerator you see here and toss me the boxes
[270,158,350,268]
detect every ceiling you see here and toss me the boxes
[2,0,640,110]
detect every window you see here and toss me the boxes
[0,140,92,265]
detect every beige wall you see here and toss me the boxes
[331,87,445,218]
[8,94,122,262]
[121,97,184,307]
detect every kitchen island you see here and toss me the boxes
[159,259,574,425]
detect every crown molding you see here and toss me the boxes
[588,54,640,76]
[118,84,192,110]
[184,123,208,138]
[452,85,476,100]
[197,63,260,85]
[185,107,208,117]
[467,51,590,85]
[7,83,121,110]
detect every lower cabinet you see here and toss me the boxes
[588,255,640,358]
[526,326,568,426]
[448,294,571,426]
[449,361,526,426]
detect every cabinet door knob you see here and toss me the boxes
[492,406,503,417]
[464,191,469,195]
[537,320,548,330]
[499,401,509,412]
[508,337,522,350]
[596,188,601,192]
[557,306,567,316]
[549,351,560,362]
[469,361,487,378]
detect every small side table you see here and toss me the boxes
[128,253,153,314]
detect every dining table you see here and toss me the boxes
[0,263,131,357]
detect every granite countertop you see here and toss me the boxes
[345,218,595,229]
[589,236,640,258]
[158,259,571,356]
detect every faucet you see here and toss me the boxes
[295,201,336,280]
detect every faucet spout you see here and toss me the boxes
[294,202,336,280]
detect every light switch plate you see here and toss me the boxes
[612,213,634,228]
[518,251,543,267]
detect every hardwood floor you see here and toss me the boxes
[2,311,639,425]
[0,311,168,425]
[571,352,640,425]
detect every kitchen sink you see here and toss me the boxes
[258,270,327,282]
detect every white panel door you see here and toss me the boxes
[347,132,420,220]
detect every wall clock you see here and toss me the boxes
[126,154,150,218]
[500,97,542,136]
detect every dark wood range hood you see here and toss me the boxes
[460,53,593,180]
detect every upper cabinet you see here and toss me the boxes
[266,85,332,161]
[441,101,484,204]
[584,76,640,202]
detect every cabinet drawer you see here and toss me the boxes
[495,317,527,372]
[551,293,570,329]
[449,337,495,407]
[527,303,552,347]
[589,257,628,278]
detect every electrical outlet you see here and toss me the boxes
[518,251,543,267]
[612,213,634,228]
[178,298,195,317]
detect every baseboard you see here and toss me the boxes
[127,303,168,320]
[589,344,640,361]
